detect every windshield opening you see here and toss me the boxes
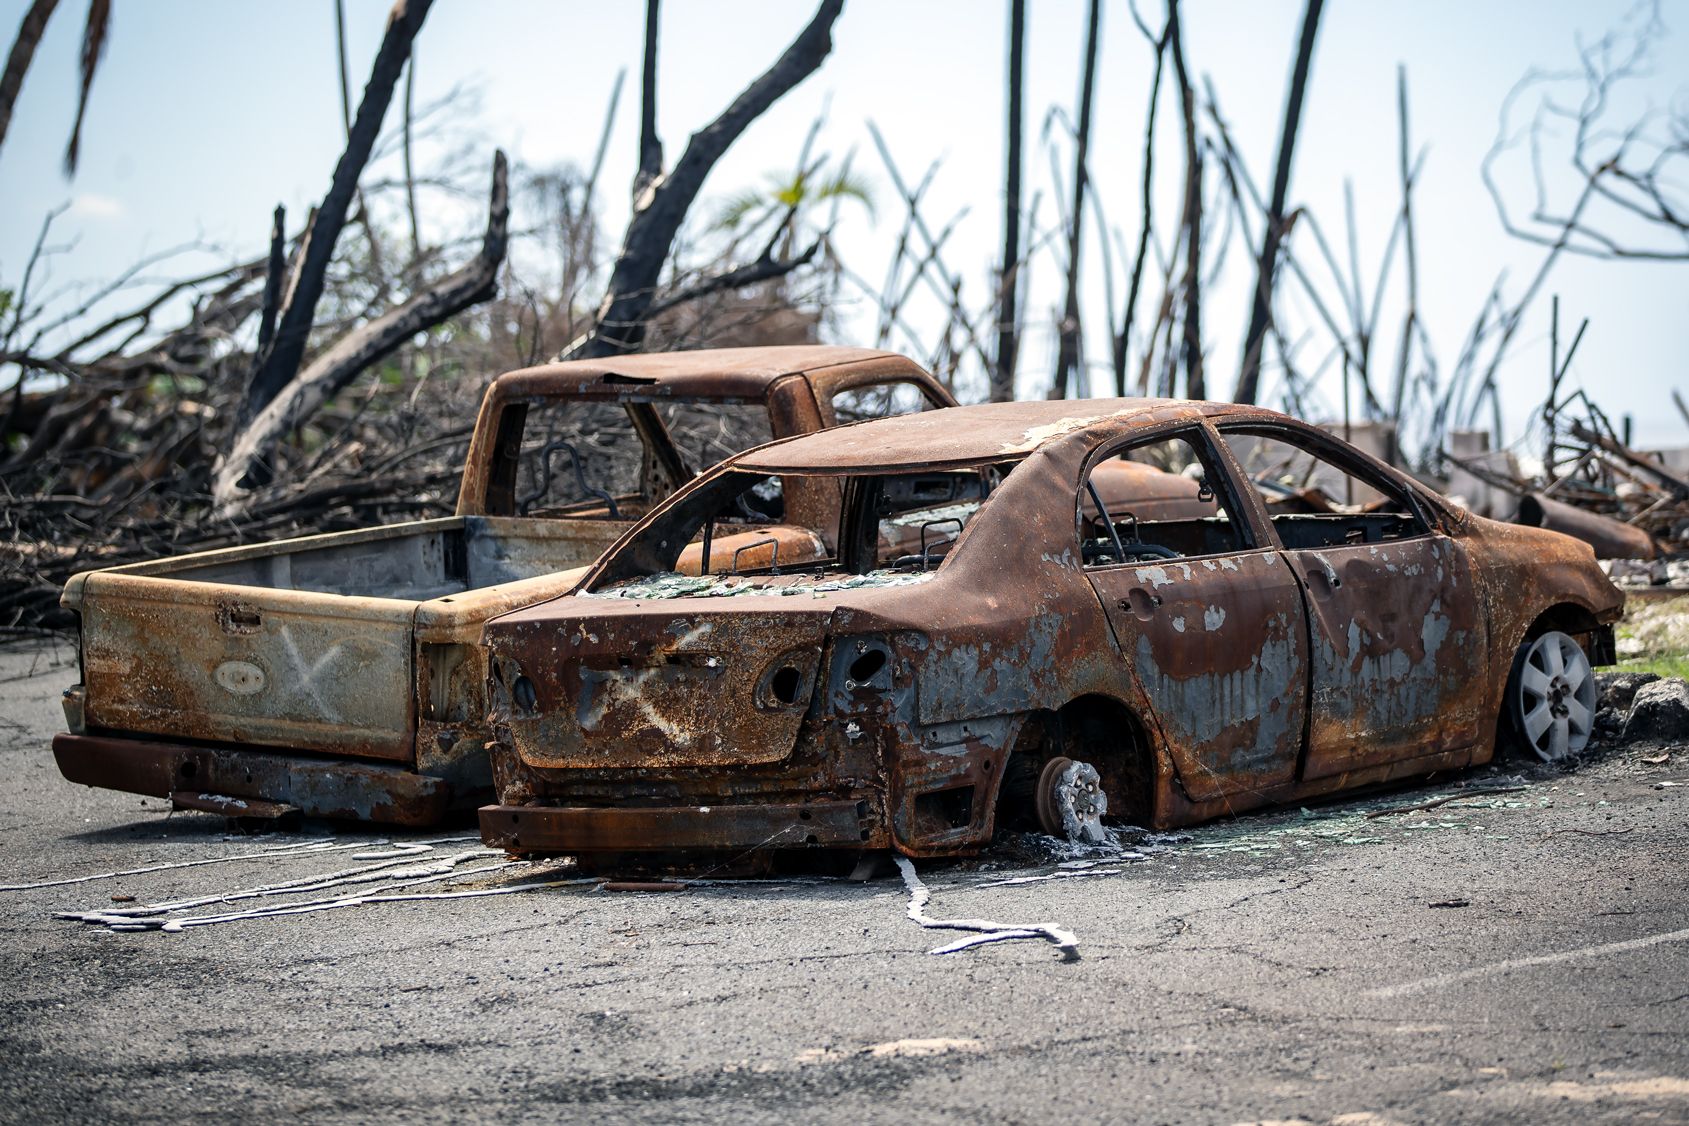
[588,458,1025,597]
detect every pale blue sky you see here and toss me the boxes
[2,1,1686,447]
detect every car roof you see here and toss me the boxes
[488,345,931,400]
[734,397,1256,471]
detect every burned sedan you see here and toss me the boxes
[479,399,1622,863]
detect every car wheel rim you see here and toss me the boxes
[1514,631,1597,762]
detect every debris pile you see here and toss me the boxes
[1443,390,1689,582]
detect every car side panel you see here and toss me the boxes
[1458,516,1625,765]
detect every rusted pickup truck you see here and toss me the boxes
[52,346,954,825]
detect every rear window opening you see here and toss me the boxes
[587,459,1024,598]
[501,397,776,520]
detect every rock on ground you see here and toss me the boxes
[1622,677,1689,745]
[1599,670,1662,713]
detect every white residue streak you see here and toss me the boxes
[973,857,1145,888]
[1002,415,1101,453]
[894,856,1079,959]
[576,622,711,742]
[47,838,590,933]
[0,837,403,893]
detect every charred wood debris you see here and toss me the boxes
[0,0,843,630]
[4,0,1687,631]
[1441,300,1689,587]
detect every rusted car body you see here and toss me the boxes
[479,398,1622,863]
[52,346,954,825]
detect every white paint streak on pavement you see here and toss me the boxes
[1371,926,1689,998]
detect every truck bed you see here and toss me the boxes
[113,514,622,599]
[62,515,615,763]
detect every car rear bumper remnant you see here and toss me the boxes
[479,798,880,854]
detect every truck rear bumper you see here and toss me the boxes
[479,799,881,855]
[52,733,452,827]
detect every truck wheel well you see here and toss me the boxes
[998,695,1155,830]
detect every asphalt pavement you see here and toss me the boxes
[2,638,1686,1124]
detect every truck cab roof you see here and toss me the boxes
[488,345,934,402]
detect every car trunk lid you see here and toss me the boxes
[490,598,833,770]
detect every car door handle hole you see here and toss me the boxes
[1120,590,1161,620]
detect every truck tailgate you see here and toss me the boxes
[76,574,416,761]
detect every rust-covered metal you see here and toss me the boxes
[53,733,451,826]
[479,398,1624,864]
[54,347,955,825]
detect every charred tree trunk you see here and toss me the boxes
[213,153,509,510]
[991,0,1025,403]
[1234,0,1325,405]
[636,0,663,198]
[1167,0,1203,399]
[61,0,108,176]
[1180,156,1203,398]
[1051,0,1101,400]
[254,205,286,357]
[240,0,433,428]
[558,0,845,362]
[1390,64,1418,422]
[0,0,59,157]
[1115,17,1168,397]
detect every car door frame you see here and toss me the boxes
[1076,419,1313,804]
[1211,418,1491,781]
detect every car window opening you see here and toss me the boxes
[512,398,775,520]
[827,379,943,425]
[1220,428,1429,548]
[590,459,1022,598]
[1080,434,1248,567]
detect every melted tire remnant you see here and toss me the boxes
[1034,757,1108,844]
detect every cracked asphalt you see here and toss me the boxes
[2,638,1687,1124]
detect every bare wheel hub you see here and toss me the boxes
[1034,756,1109,844]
